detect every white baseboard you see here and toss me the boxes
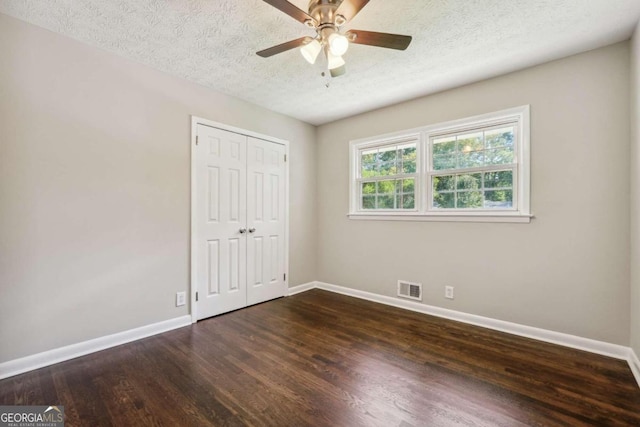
[0,315,191,380]
[287,282,317,296]
[292,281,631,361]
[629,348,640,388]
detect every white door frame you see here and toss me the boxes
[190,116,290,323]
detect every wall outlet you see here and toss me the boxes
[445,286,454,300]
[176,291,186,307]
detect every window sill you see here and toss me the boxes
[347,212,533,223]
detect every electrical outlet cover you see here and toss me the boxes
[176,292,186,307]
[445,286,454,299]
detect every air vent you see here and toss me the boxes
[397,280,422,301]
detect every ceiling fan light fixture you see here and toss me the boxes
[300,39,322,64]
[330,64,346,78]
[328,32,349,56]
[327,51,346,70]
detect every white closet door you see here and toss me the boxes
[195,125,247,320]
[246,137,287,305]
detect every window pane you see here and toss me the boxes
[359,177,415,211]
[379,160,398,176]
[432,170,514,210]
[361,149,377,178]
[433,192,455,209]
[433,154,456,170]
[458,151,484,168]
[361,166,377,178]
[402,179,415,193]
[377,180,395,194]
[401,145,417,173]
[378,195,395,209]
[402,160,417,174]
[395,194,414,210]
[402,194,415,209]
[378,146,397,163]
[362,195,375,209]
[433,136,456,155]
[434,175,455,192]
[379,148,398,176]
[457,191,483,208]
[401,145,417,161]
[361,150,377,165]
[431,126,517,172]
[456,173,482,190]
[485,146,514,165]
[360,142,417,179]
[485,190,513,209]
[484,170,513,189]
[362,182,376,195]
[485,127,514,149]
[457,132,483,152]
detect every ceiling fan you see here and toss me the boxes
[256,0,412,77]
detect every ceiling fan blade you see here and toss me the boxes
[261,0,317,26]
[256,37,311,58]
[346,30,412,50]
[335,0,370,23]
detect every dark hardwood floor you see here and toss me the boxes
[1,289,639,426]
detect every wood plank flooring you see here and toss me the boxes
[1,289,639,426]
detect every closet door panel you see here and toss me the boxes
[246,137,287,305]
[195,125,247,320]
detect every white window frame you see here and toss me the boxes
[348,106,531,223]
[353,134,421,213]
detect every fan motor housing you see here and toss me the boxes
[308,0,343,26]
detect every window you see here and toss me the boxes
[430,125,516,210]
[349,106,530,223]
[357,137,418,211]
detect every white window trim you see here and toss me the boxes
[348,105,532,223]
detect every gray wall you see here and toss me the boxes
[631,21,640,356]
[0,13,317,362]
[316,42,631,345]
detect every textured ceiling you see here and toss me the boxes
[1,0,640,125]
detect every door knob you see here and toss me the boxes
[239,228,247,234]
[249,228,256,233]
